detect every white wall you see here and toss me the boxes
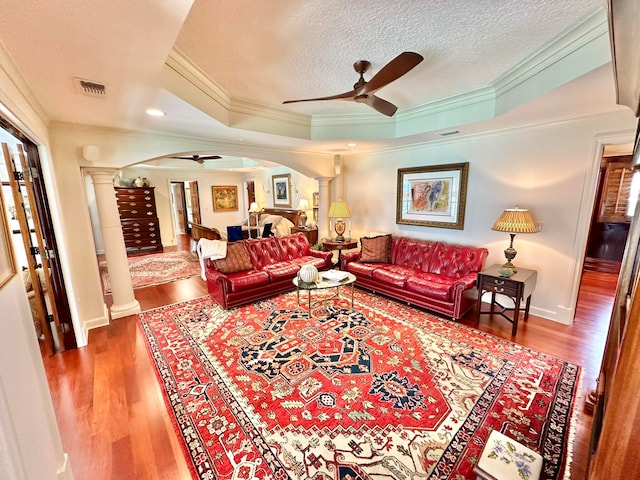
[0,43,72,479]
[346,111,636,324]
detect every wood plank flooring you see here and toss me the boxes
[42,236,617,479]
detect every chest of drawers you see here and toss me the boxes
[114,187,163,254]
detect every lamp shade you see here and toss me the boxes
[249,202,260,213]
[296,198,309,210]
[491,207,537,234]
[328,200,351,218]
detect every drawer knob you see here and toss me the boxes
[493,279,505,285]
[494,287,504,293]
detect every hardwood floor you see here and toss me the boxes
[43,237,617,479]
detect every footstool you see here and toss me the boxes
[474,430,543,480]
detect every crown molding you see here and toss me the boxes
[164,9,612,142]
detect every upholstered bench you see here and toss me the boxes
[474,430,543,480]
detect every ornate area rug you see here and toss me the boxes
[138,290,581,480]
[100,250,200,294]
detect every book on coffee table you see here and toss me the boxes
[322,269,349,282]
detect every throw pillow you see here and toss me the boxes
[360,234,392,263]
[213,242,253,274]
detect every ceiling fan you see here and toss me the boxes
[169,154,222,164]
[283,51,424,117]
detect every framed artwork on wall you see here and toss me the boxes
[312,192,319,207]
[212,185,239,212]
[396,162,469,230]
[0,186,17,289]
[272,174,292,207]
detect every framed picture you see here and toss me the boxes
[312,192,319,207]
[212,185,238,212]
[272,174,292,207]
[0,186,17,289]
[396,162,469,230]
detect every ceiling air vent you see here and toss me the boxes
[74,77,106,97]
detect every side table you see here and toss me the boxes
[291,226,318,245]
[476,264,537,336]
[321,239,358,269]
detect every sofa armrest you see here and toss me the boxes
[308,249,332,262]
[340,250,361,269]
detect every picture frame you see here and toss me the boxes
[396,162,469,230]
[272,174,292,207]
[212,185,238,212]
[0,185,17,289]
[312,192,319,207]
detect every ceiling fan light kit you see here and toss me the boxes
[283,51,423,117]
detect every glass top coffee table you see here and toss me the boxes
[293,270,356,317]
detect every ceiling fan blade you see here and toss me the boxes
[365,95,398,117]
[357,51,423,96]
[283,89,357,105]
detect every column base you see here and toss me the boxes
[110,299,141,319]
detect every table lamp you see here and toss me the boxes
[491,206,537,275]
[296,198,309,227]
[249,202,260,228]
[328,200,351,242]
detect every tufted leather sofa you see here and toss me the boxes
[341,236,488,320]
[204,233,333,309]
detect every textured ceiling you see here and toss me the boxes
[0,0,622,166]
[176,0,603,115]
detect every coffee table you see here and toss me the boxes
[293,270,356,317]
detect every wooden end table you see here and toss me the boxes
[476,264,537,336]
[291,226,318,245]
[321,239,358,269]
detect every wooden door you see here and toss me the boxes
[189,181,201,225]
[2,143,66,354]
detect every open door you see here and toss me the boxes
[189,181,201,225]
[2,143,67,354]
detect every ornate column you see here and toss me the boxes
[315,177,333,240]
[86,168,140,319]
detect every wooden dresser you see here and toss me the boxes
[114,187,162,254]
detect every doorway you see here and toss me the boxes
[0,117,76,353]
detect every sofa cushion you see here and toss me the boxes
[262,261,300,281]
[371,265,414,288]
[278,233,311,260]
[405,273,456,301]
[245,237,285,269]
[227,270,270,293]
[360,234,392,263]
[290,255,329,269]
[429,244,488,277]
[213,242,253,274]
[345,261,379,278]
[391,237,440,272]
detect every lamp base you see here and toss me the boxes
[298,211,307,228]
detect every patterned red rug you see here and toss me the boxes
[138,290,581,480]
[100,250,200,294]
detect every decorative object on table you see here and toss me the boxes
[474,429,543,480]
[298,263,319,285]
[491,206,537,274]
[134,176,145,187]
[138,290,580,480]
[396,162,469,230]
[328,199,351,241]
[212,185,238,211]
[99,250,200,295]
[142,177,150,187]
[272,173,292,207]
[296,198,309,227]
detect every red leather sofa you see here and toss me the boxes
[341,236,488,320]
[204,233,333,309]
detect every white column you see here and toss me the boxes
[86,168,140,319]
[316,176,333,240]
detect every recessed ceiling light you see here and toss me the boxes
[145,108,166,117]
[347,143,357,147]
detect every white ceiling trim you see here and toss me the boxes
[162,8,610,144]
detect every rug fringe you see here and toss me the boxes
[563,364,585,480]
